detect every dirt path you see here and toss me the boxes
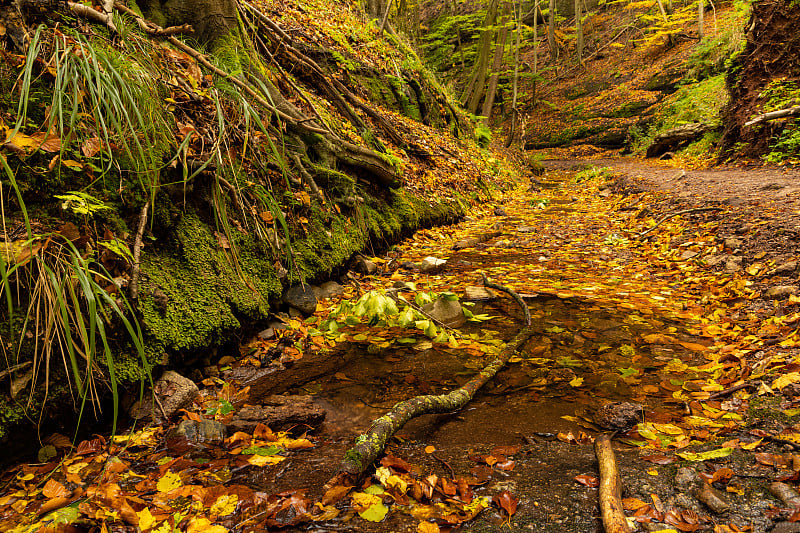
[3,159,799,532]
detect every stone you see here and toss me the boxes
[724,237,743,250]
[463,286,496,301]
[129,370,199,422]
[419,256,447,273]
[283,284,318,315]
[675,467,698,490]
[227,395,326,434]
[168,418,227,444]
[592,402,643,429]
[453,237,480,250]
[680,250,699,260]
[765,285,798,299]
[517,226,538,233]
[315,281,344,299]
[421,297,465,328]
[771,262,798,276]
[772,523,800,533]
[353,255,378,275]
[724,256,743,272]
[705,255,727,267]
[493,206,507,216]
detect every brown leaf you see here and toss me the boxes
[574,474,600,487]
[491,445,521,456]
[492,490,518,517]
[641,454,676,465]
[75,437,106,456]
[42,479,70,499]
[380,454,415,473]
[81,136,102,157]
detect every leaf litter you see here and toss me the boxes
[3,166,800,531]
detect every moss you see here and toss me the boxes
[139,211,281,352]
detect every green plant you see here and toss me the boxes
[0,155,146,435]
[764,119,800,164]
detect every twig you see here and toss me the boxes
[129,202,149,300]
[745,104,800,127]
[481,273,531,326]
[594,434,632,533]
[708,380,760,400]
[431,452,456,478]
[637,207,724,238]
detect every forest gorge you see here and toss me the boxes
[1,0,800,531]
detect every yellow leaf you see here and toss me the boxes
[569,377,584,387]
[186,517,229,533]
[156,471,182,493]
[137,508,157,531]
[418,521,440,533]
[425,445,436,453]
[247,454,286,467]
[210,494,238,518]
[773,372,800,391]
[646,468,658,476]
[741,438,763,450]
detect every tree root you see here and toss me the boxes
[594,434,632,533]
[326,277,534,489]
[637,207,724,239]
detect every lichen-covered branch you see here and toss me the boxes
[481,272,531,326]
[595,434,632,533]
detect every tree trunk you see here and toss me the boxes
[574,0,583,63]
[505,0,524,147]
[137,0,237,46]
[548,0,557,61]
[464,0,499,114]
[698,0,704,39]
[481,0,510,124]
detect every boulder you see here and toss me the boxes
[129,370,199,422]
[422,297,465,328]
[352,255,377,275]
[592,402,643,430]
[283,284,318,315]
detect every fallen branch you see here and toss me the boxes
[707,380,760,400]
[129,202,149,300]
[69,1,117,33]
[637,207,724,239]
[481,272,531,326]
[745,104,800,127]
[327,279,533,488]
[326,324,535,488]
[594,434,632,533]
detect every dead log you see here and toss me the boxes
[594,434,632,533]
[744,104,800,127]
[326,277,534,488]
[645,123,713,158]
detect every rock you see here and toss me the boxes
[463,286,496,301]
[772,523,800,533]
[517,226,538,233]
[392,281,415,290]
[675,467,699,490]
[258,320,288,340]
[419,256,447,273]
[724,256,743,272]
[316,281,344,299]
[680,250,699,260]
[129,370,199,422]
[421,297,465,328]
[227,395,326,434]
[283,284,318,315]
[592,402,643,429]
[493,206,507,216]
[706,254,727,267]
[724,237,743,250]
[168,418,227,444]
[771,262,798,276]
[453,237,480,250]
[695,482,730,513]
[221,366,283,400]
[765,285,798,299]
[352,255,378,275]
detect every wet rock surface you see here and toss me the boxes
[227,395,326,434]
